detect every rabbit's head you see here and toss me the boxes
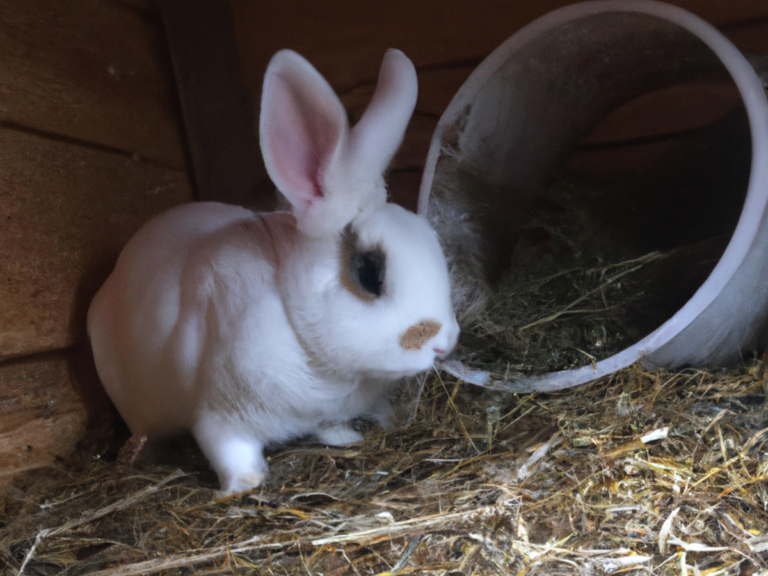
[260,49,459,379]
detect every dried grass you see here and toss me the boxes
[447,171,729,383]
[3,361,768,575]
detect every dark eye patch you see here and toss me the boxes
[354,249,385,297]
[340,224,387,301]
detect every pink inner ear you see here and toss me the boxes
[267,104,336,201]
[267,123,323,201]
[261,60,347,208]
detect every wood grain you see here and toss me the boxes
[0,353,87,488]
[0,129,193,360]
[232,0,768,96]
[158,0,268,207]
[0,0,186,168]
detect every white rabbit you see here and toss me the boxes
[87,49,459,494]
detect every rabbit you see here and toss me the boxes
[87,48,460,494]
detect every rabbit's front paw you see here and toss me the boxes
[219,468,269,495]
[213,438,270,494]
[194,418,269,494]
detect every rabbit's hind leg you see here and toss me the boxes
[316,422,363,446]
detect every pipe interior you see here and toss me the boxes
[428,11,752,374]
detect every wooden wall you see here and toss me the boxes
[1,0,767,487]
[0,0,193,486]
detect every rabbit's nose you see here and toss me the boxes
[399,320,441,350]
[434,318,460,356]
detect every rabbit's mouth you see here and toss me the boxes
[361,353,442,380]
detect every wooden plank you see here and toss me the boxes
[566,18,768,153]
[115,0,157,13]
[0,129,193,360]
[581,83,744,145]
[723,17,768,54]
[0,0,186,168]
[0,353,87,488]
[158,0,269,208]
[231,0,768,97]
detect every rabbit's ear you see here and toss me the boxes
[260,50,348,220]
[350,49,418,177]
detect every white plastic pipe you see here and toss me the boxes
[420,0,768,392]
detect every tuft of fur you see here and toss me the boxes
[426,157,492,325]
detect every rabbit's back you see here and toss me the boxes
[88,203,295,436]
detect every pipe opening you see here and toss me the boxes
[425,9,756,382]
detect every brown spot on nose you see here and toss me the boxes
[399,320,441,351]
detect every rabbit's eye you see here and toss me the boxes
[339,225,387,302]
[354,249,386,297]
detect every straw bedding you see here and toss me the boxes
[3,360,768,575]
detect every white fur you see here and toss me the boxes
[87,49,459,494]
